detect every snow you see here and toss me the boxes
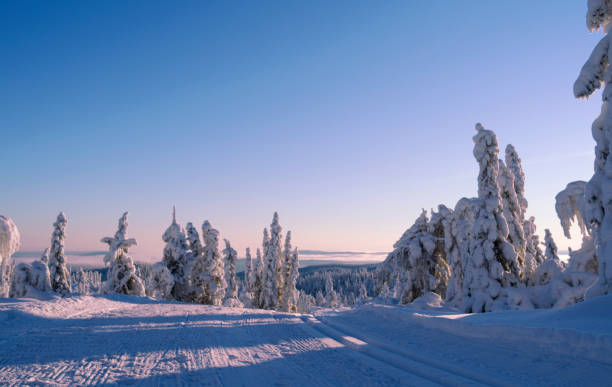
[1,294,610,386]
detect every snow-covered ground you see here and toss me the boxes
[1,294,610,386]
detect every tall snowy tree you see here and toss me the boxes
[505,144,528,220]
[48,212,71,295]
[253,247,264,308]
[543,229,559,262]
[199,220,226,305]
[325,273,338,308]
[269,213,285,309]
[222,239,241,307]
[186,222,203,265]
[462,124,522,313]
[245,247,255,298]
[574,0,612,297]
[162,207,191,301]
[498,159,526,279]
[282,247,299,312]
[102,212,145,296]
[259,227,277,309]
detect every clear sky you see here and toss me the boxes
[0,1,602,261]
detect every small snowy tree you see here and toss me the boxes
[222,239,241,307]
[325,273,338,307]
[162,207,191,301]
[30,248,52,293]
[48,212,71,295]
[102,212,145,296]
[523,216,545,284]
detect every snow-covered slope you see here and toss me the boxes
[1,294,611,386]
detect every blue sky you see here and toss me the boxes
[0,1,601,260]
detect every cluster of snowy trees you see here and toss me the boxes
[297,266,378,307]
[1,210,302,312]
[378,123,599,312]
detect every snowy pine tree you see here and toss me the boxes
[259,227,277,309]
[102,212,145,296]
[325,273,338,307]
[162,208,191,301]
[200,220,226,305]
[282,247,299,312]
[222,239,241,307]
[462,124,523,313]
[270,213,284,309]
[253,247,264,308]
[48,212,71,295]
[30,249,52,293]
[574,0,612,297]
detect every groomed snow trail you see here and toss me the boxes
[1,295,611,386]
[0,295,430,386]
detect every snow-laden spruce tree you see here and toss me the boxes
[48,212,71,295]
[533,229,565,286]
[222,239,241,307]
[242,247,255,305]
[505,145,528,221]
[186,221,203,268]
[269,213,285,309]
[462,124,523,313]
[200,220,226,305]
[325,273,338,308]
[162,208,192,301]
[253,247,264,308]
[543,229,559,261]
[573,0,612,297]
[282,247,299,312]
[9,263,32,298]
[523,216,545,284]
[383,209,451,305]
[445,198,478,307]
[259,227,277,309]
[102,212,145,296]
[498,159,527,279]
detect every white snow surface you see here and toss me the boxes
[0,294,611,386]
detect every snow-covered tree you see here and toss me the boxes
[72,267,102,295]
[574,0,612,298]
[505,145,528,220]
[195,220,226,305]
[222,239,241,307]
[498,159,526,279]
[0,216,20,291]
[357,283,369,303]
[31,249,52,293]
[315,290,325,306]
[102,212,145,296]
[296,290,314,313]
[523,216,545,284]
[48,212,71,295]
[162,207,191,301]
[282,247,299,312]
[382,209,451,305]
[252,247,264,308]
[445,198,478,307]
[543,229,559,262]
[269,213,284,309]
[325,273,338,307]
[259,227,277,309]
[462,124,523,313]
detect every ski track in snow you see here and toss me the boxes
[0,295,611,386]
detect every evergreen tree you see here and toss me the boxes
[282,247,299,312]
[162,207,191,301]
[102,212,145,296]
[244,247,255,305]
[498,159,526,279]
[462,124,522,313]
[222,239,240,306]
[325,273,338,307]
[31,249,52,293]
[260,227,277,309]
[253,248,264,308]
[269,213,284,309]
[574,0,612,297]
[48,212,71,295]
[202,220,226,305]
